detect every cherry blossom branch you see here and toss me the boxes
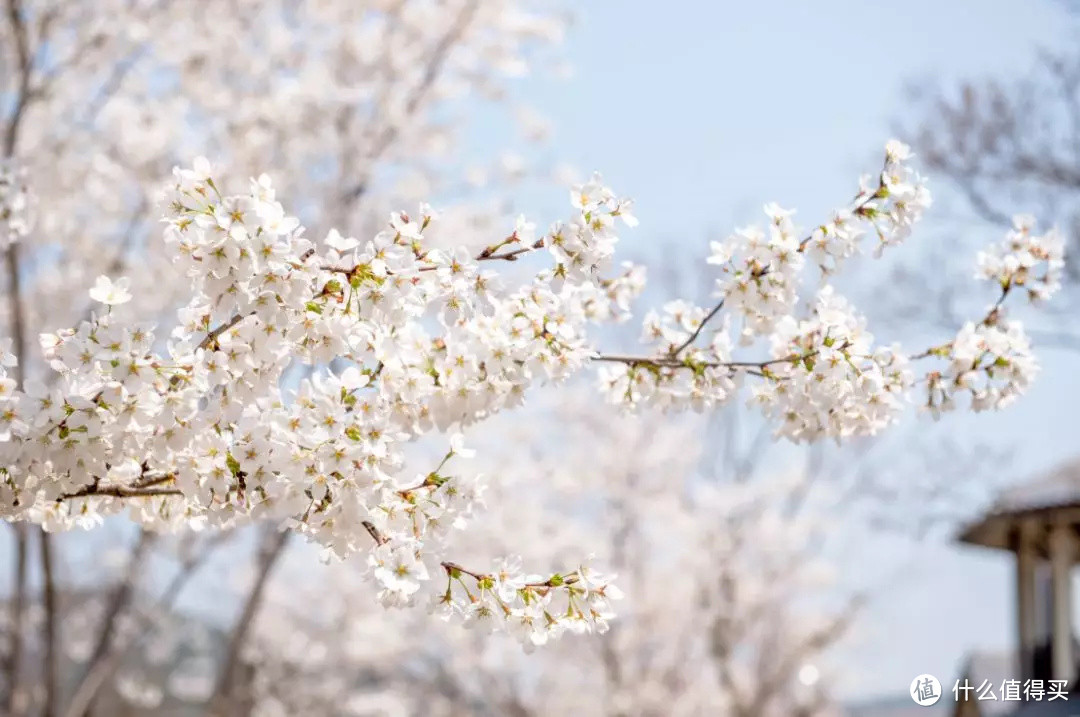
[58,472,180,501]
[797,185,879,252]
[320,236,546,277]
[475,237,546,264]
[0,141,1055,660]
[361,521,584,592]
[604,148,905,376]
[592,352,800,378]
[198,312,253,351]
[439,561,583,589]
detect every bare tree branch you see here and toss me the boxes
[3,524,27,715]
[75,529,154,717]
[208,526,291,715]
[39,530,57,717]
[338,0,480,206]
[63,532,230,717]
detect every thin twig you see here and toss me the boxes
[670,299,725,356]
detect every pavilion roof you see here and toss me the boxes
[958,459,1080,554]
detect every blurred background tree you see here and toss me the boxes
[899,2,1080,348]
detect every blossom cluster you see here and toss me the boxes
[923,214,1064,415]
[977,213,1065,303]
[927,321,1038,415]
[753,288,912,443]
[712,202,804,342]
[0,159,633,648]
[596,301,740,411]
[803,139,931,273]
[10,0,569,353]
[431,558,622,651]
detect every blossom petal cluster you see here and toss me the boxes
[923,214,1061,415]
[0,160,632,648]
[752,288,913,442]
[926,320,1037,415]
[803,139,931,272]
[977,213,1065,303]
[432,558,622,651]
[597,140,1054,443]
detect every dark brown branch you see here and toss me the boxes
[362,520,387,545]
[39,530,57,717]
[199,312,252,351]
[164,312,254,389]
[476,239,546,264]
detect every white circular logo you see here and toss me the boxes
[910,674,942,706]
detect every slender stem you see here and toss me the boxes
[592,352,796,375]
[321,237,546,277]
[63,534,228,717]
[670,298,725,356]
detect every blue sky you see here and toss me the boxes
[501,0,1080,701]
